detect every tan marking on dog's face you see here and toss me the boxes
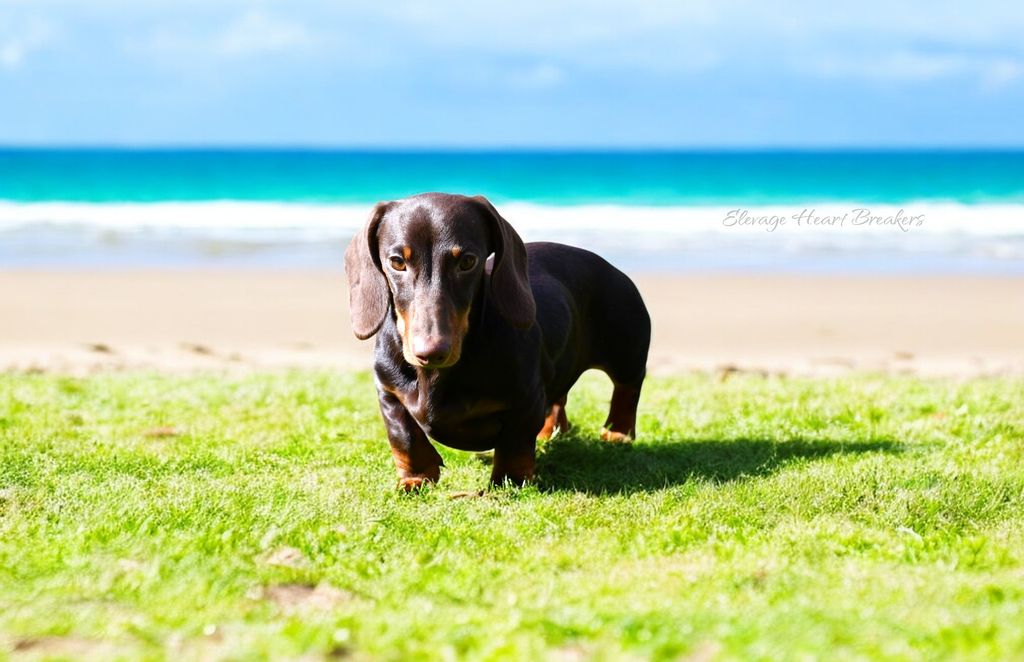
[396,309,420,366]
[402,246,412,260]
[446,305,471,365]
[451,246,462,258]
[396,308,433,367]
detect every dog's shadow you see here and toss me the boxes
[535,434,902,494]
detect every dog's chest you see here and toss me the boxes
[396,381,509,447]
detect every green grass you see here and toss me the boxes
[1,371,1023,661]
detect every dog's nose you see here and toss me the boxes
[412,336,451,365]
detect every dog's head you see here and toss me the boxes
[344,193,535,369]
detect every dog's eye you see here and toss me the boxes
[457,254,478,272]
[389,256,406,271]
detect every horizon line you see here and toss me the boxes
[3,144,1024,153]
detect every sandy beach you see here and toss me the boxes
[2,270,1021,377]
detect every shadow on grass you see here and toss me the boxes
[536,435,902,494]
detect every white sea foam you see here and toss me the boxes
[1,199,1021,234]
[1,200,1022,269]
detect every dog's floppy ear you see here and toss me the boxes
[344,202,391,339]
[472,195,536,329]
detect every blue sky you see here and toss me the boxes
[1,0,1022,147]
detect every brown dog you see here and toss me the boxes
[345,193,651,489]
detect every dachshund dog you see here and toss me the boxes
[345,193,651,489]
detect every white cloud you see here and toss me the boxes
[139,8,314,61]
[216,9,313,57]
[0,17,55,70]
[810,52,970,81]
[284,1,1023,87]
[11,1,1024,91]
[802,50,1024,88]
[980,58,1024,91]
[507,63,564,90]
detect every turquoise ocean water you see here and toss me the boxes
[2,149,1023,271]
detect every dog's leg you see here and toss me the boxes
[600,379,643,443]
[491,437,537,486]
[378,391,443,491]
[536,395,570,440]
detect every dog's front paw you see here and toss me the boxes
[397,474,437,491]
[396,462,441,492]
